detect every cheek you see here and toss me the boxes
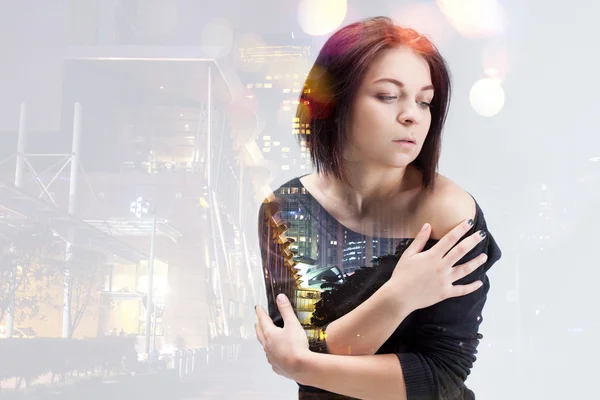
[350,102,389,133]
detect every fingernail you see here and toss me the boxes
[479,230,487,238]
[468,219,474,226]
[254,305,257,311]
[421,223,429,232]
[277,293,285,303]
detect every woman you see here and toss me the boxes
[255,16,502,400]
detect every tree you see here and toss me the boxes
[0,221,58,328]
[47,247,108,338]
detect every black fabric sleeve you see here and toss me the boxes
[396,210,502,400]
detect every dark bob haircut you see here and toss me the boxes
[296,16,451,192]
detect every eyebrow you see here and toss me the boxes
[372,78,434,92]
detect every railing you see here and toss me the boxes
[171,343,241,378]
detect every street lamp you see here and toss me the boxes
[130,197,157,357]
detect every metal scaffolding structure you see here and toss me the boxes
[1,38,264,345]
[0,102,149,338]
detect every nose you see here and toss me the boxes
[397,103,421,126]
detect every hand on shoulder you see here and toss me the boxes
[425,177,477,240]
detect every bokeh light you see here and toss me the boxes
[298,0,347,36]
[469,77,505,117]
[391,3,449,46]
[436,0,507,38]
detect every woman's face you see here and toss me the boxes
[344,47,434,169]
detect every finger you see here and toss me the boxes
[275,294,296,325]
[255,323,266,347]
[255,305,275,334]
[443,230,487,267]
[402,223,432,258]
[430,218,476,258]
[451,253,487,283]
[448,279,484,299]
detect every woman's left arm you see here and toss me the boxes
[391,189,503,399]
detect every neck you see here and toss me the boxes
[321,164,420,219]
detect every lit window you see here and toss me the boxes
[264,83,272,88]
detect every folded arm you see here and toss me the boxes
[296,255,495,400]
[322,188,479,356]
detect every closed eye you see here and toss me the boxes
[377,95,397,102]
[378,95,432,109]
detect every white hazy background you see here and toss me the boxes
[0,0,598,399]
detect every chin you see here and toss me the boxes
[389,155,416,168]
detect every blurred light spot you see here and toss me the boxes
[469,78,505,117]
[437,0,507,38]
[298,0,347,36]
[391,3,449,46]
[202,18,234,58]
[482,39,511,81]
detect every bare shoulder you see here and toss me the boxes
[422,175,477,240]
